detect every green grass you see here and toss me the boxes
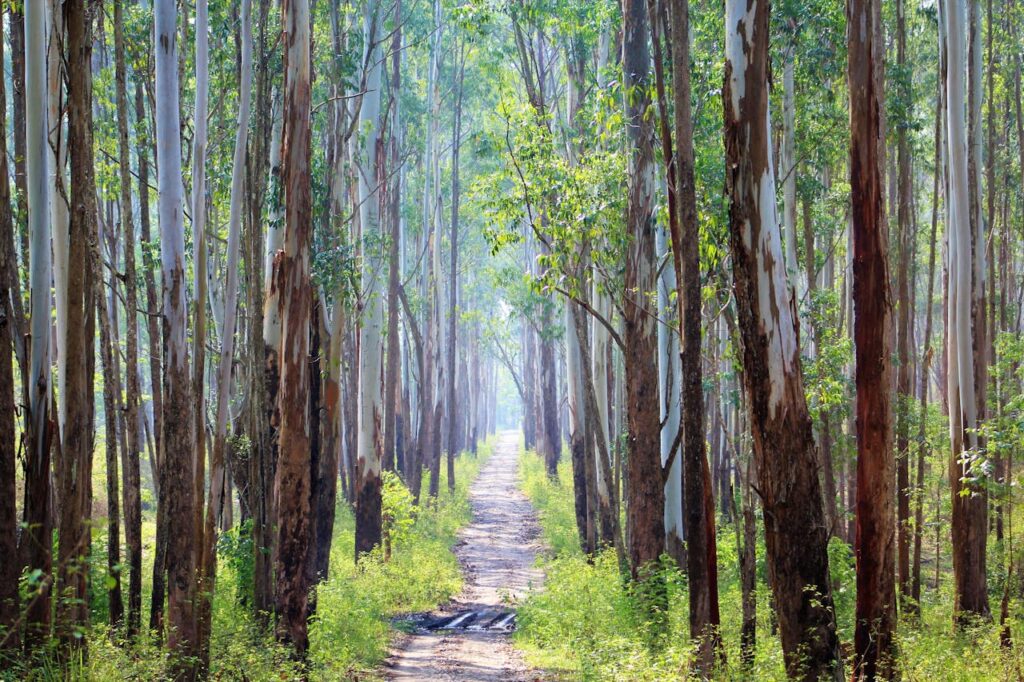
[2,439,493,681]
[514,447,1024,681]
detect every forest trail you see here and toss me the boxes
[386,431,545,681]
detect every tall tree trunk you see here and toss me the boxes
[274,0,313,654]
[22,0,53,649]
[446,50,466,494]
[944,0,990,623]
[190,0,211,593]
[57,0,97,654]
[383,0,404,477]
[114,0,143,637]
[912,81,943,614]
[98,267,125,632]
[669,0,721,666]
[622,0,666,623]
[894,0,915,609]
[155,0,198,669]
[0,10,20,649]
[197,0,252,667]
[722,0,842,675]
[848,0,897,673]
[355,0,384,556]
[258,86,284,621]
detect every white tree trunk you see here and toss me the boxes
[27,0,52,480]
[47,0,68,439]
[782,44,799,289]
[263,103,284,347]
[656,223,684,551]
[945,0,976,453]
[355,0,385,551]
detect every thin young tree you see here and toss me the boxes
[198,0,253,667]
[670,0,721,667]
[112,0,144,638]
[722,0,842,675]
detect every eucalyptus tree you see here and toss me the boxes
[154,0,198,666]
[355,0,386,556]
[847,0,897,672]
[621,0,666,605]
[191,0,211,569]
[722,0,841,675]
[669,0,721,665]
[198,0,254,667]
[21,0,52,652]
[0,13,16,645]
[113,0,143,637]
[944,0,990,623]
[55,0,99,652]
[274,0,314,653]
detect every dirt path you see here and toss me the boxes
[385,431,544,681]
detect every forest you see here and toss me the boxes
[0,0,1022,679]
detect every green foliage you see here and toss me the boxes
[515,444,1024,680]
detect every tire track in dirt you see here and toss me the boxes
[385,431,544,681]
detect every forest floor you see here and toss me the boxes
[385,431,545,681]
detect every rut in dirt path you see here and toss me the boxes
[386,431,544,681]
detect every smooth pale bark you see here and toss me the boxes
[191,0,210,572]
[274,0,314,654]
[622,0,665,610]
[198,0,252,668]
[848,0,897,673]
[114,0,143,637]
[355,0,384,556]
[944,0,990,622]
[669,0,721,666]
[155,0,198,667]
[47,0,68,442]
[722,0,842,675]
[655,225,684,565]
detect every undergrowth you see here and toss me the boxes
[1,439,492,681]
[514,447,1024,681]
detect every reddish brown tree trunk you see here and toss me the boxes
[57,0,98,652]
[622,0,666,617]
[274,0,314,654]
[848,0,897,673]
[0,10,19,649]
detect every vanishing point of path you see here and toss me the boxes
[386,431,544,681]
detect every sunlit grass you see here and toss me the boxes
[1,439,493,681]
[514,446,1024,681]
